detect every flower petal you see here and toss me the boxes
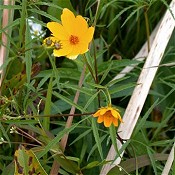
[97,115,104,123]
[99,108,108,115]
[104,116,112,127]
[67,55,78,60]
[83,27,95,43]
[74,15,88,36]
[112,118,119,127]
[47,22,68,40]
[66,42,88,58]
[111,109,120,119]
[53,41,73,57]
[93,110,101,117]
[61,8,76,34]
[32,23,42,31]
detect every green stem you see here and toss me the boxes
[83,54,96,82]
[19,0,27,48]
[92,40,101,107]
[144,7,150,52]
[92,39,99,84]
[106,88,111,106]
[1,112,95,120]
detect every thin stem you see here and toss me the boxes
[144,7,150,52]
[60,65,86,151]
[15,126,43,145]
[106,88,111,106]
[50,65,86,175]
[93,0,101,26]
[92,39,101,107]
[83,54,96,81]
[0,112,95,121]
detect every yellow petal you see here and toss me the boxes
[61,8,76,34]
[79,43,89,54]
[47,22,68,40]
[67,55,78,60]
[112,118,119,127]
[93,110,101,117]
[74,15,88,36]
[111,109,120,119]
[99,108,108,115]
[53,41,73,57]
[97,115,104,123]
[104,117,112,127]
[66,42,88,58]
[83,27,94,43]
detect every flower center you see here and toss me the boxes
[54,41,61,50]
[45,38,52,46]
[105,111,113,119]
[69,35,79,45]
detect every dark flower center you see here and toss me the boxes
[69,35,79,45]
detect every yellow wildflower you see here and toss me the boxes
[93,106,123,127]
[43,8,94,59]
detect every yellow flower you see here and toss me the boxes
[93,106,123,127]
[43,8,94,59]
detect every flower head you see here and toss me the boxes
[93,106,123,127]
[43,8,94,59]
[27,16,46,39]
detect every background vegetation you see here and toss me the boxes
[0,0,174,174]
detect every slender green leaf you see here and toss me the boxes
[91,118,104,160]
[107,153,169,175]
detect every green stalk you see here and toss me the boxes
[19,0,27,48]
[92,39,101,107]
[144,7,150,52]
[43,73,53,131]
[83,54,96,82]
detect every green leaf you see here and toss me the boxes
[25,20,32,84]
[47,0,75,21]
[109,125,121,158]
[36,68,81,81]
[83,161,100,169]
[28,8,61,22]
[0,18,20,34]
[0,122,11,147]
[147,148,157,175]
[1,162,15,175]
[53,91,84,112]
[91,118,104,160]
[14,145,48,175]
[53,153,80,174]
[109,83,135,95]
[43,73,53,131]
[87,134,107,161]
[1,70,25,97]
[98,59,142,74]
[70,129,92,146]
[99,61,113,84]
[107,153,169,175]
[106,76,130,88]
[133,99,159,137]
[37,116,90,159]
[83,91,99,112]
[0,5,21,10]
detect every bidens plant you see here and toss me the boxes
[44,8,94,59]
